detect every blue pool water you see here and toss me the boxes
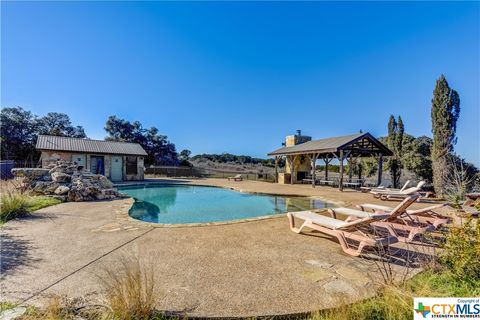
[117,184,331,224]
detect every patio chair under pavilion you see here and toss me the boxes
[267,132,393,191]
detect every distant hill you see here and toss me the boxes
[190,153,281,174]
[191,153,275,166]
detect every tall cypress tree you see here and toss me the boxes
[431,75,461,197]
[386,115,404,188]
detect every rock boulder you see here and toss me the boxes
[51,172,71,183]
[12,160,127,202]
[54,185,70,195]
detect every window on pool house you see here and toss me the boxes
[126,156,138,175]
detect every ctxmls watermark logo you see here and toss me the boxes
[414,298,480,319]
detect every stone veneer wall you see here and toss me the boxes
[40,151,144,181]
[285,154,312,183]
[41,151,72,168]
[123,156,145,181]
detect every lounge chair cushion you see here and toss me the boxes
[290,211,348,229]
[330,207,371,218]
[290,210,389,230]
[359,204,392,212]
[360,203,446,215]
[371,187,419,196]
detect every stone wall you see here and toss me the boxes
[41,151,72,168]
[285,155,312,183]
[123,156,145,181]
[40,151,145,181]
[12,160,127,202]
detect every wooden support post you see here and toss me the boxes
[339,150,344,191]
[289,155,295,185]
[377,154,383,186]
[274,156,278,183]
[348,153,353,182]
[311,153,317,188]
[358,157,362,180]
[324,156,330,181]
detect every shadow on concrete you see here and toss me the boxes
[0,229,41,279]
[301,230,437,268]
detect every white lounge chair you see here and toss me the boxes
[357,203,450,229]
[370,181,425,201]
[328,195,440,242]
[227,174,243,181]
[372,180,411,192]
[361,180,410,193]
[287,210,396,256]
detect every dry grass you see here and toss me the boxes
[0,190,61,223]
[19,296,77,320]
[0,178,30,195]
[309,217,480,320]
[0,180,61,223]
[0,189,30,222]
[99,256,159,320]
[309,285,412,320]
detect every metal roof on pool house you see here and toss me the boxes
[36,135,148,156]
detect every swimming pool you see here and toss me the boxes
[117,184,331,224]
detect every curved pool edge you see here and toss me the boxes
[126,210,289,228]
[118,184,337,228]
[115,180,346,207]
[114,182,337,228]
[119,199,331,228]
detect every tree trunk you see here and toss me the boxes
[377,154,383,186]
[432,154,449,198]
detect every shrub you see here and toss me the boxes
[0,191,61,223]
[100,256,158,320]
[440,218,480,283]
[0,190,30,222]
[310,285,412,320]
[20,296,77,320]
[474,199,480,211]
[0,301,17,311]
[309,218,480,320]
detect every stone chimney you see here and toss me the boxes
[285,130,311,147]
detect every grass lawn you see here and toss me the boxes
[26,196,62,212]
[0,192,62,224]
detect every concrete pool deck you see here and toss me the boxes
[0,178,448,317]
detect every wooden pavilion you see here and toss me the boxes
[267,132,393,191]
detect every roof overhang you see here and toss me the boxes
[36,135,148,156]
[267,132,392,157]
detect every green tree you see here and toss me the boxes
[36,112,86,138]
[0,107,38,160]
[359,157,378,178]
[179,149,191,160]
[104,115,178,166]
[431,75,461,197]
[402,135,433,182]
[1,107,87,161]
[179,149,192,166]
[386,115,404,188]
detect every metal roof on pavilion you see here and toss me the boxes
[268,132,392,157]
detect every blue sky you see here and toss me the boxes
[2,2,479,165]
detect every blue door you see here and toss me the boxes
[90,156,104,175]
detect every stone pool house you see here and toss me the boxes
[36,135,147,181]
